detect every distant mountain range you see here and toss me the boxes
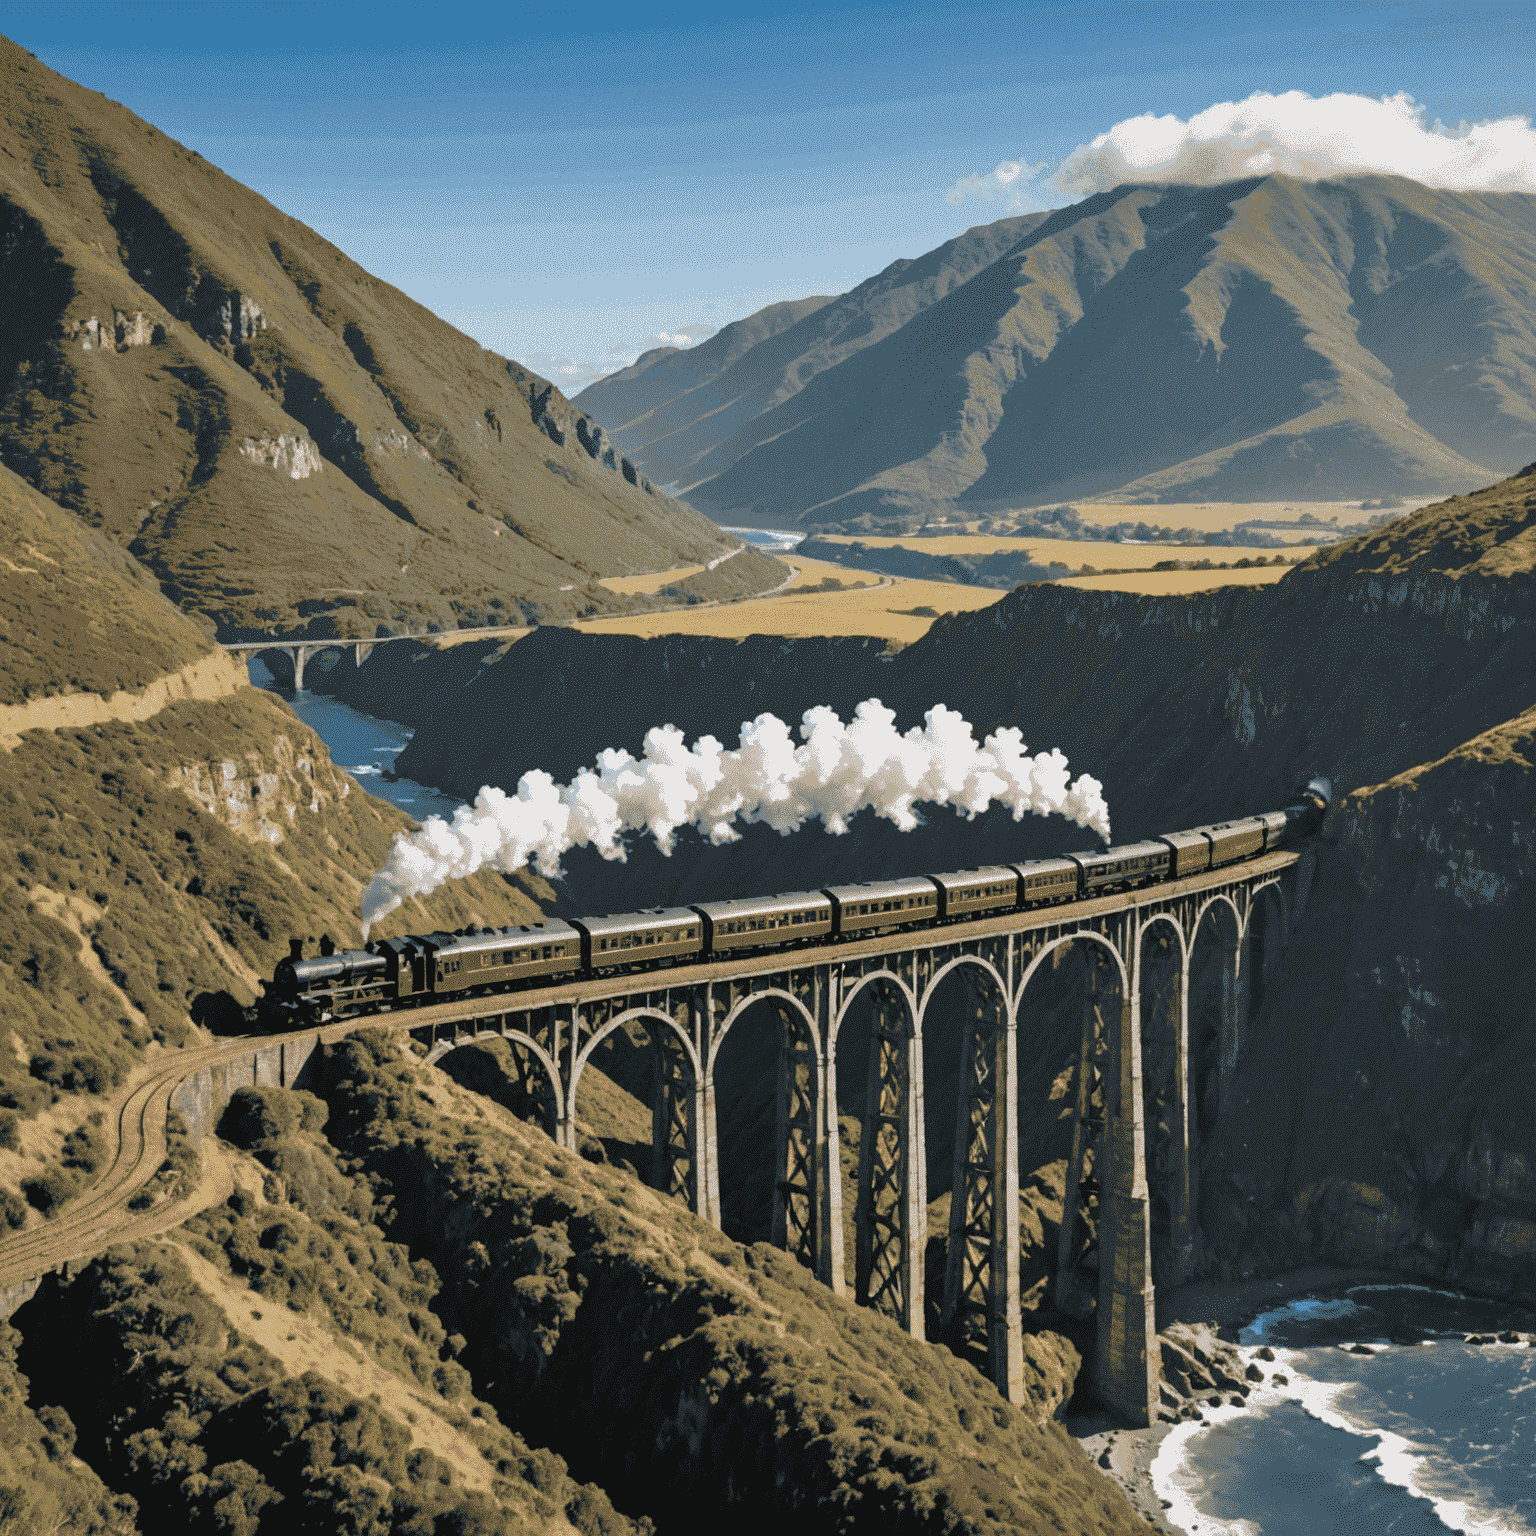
[578,177,1536,527]
[0,35,747,638]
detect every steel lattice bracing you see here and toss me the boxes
[854,982,922,1330]
[771,1001,821,1270]
[406,852,1300,1422]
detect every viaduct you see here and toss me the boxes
[398,847,1310,1427]
[220,627,528,690]
[0,844,1310,1428]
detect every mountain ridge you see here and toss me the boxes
[579,176,1536,527]
[0,34,764,639]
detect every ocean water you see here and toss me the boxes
[1154,1286,1536,1535]
[247,657,463,825]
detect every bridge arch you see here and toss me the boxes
[709,987,824,1258]
[1244,876,1289,944]
[570,1006,704,1209]
[1135,911,1187,966]
[569,1006,701,1109]
[1013,929,1128,1015]
[424,1028,563,1139]
[830,969,916,1055]
[916,954,1012,1036]
[1192,892,1244,952]
[708,986,820,1078]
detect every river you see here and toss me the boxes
[247,655,462,824]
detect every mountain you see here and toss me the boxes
[576,213,1050,496]
[0,35,758,640]
[578,178,1536,527]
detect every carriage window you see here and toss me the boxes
[543,946,552,958]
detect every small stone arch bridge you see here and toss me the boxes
[406,846,1314,1427]
[221,624,530,690]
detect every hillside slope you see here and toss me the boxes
[0,35,750,639]
[0,470,545,1237]
[580,178,1536,527]
[576,213,1050,494]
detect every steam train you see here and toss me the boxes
[260,779,1331,1028]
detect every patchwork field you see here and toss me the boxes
[817,532,1298,566]
[1054,566,1293,594]
[571,554,1006,642]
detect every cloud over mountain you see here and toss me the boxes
[580,176,1536,520]
[1055,90,1536,195]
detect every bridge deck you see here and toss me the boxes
[354,848,1299,1033]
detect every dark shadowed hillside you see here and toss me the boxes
[0,35,772,640]
[579,178,1536,526]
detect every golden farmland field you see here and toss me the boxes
[816,533,1295,567]
[597,563,708,594]
[572,554,1005,643]
[1054,566,1293,595]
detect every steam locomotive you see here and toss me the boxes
[260,779,1331,1028]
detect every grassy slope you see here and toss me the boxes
[0,34,766,639]
[0,463,214,703]
[323,1034,1145,1534]
[8,1087,647,1535]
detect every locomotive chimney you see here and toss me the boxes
[319,933,336,957]
[289,938,304,961]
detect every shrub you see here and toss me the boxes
[219,1087,298,1146]
[21,1168,78,1216]
[0,1190,27,1230]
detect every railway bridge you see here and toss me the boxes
[220,624,529,690]
[405,847,1314,1427]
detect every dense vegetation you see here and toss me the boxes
[318,1031,1143,1533]
[10,1084,649,1534]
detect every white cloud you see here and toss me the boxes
[517,324,720,394]
[1054,90,1536,196]
[945,158,1049,211]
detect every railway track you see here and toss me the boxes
[0,1028,325,1298]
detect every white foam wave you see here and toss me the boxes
[1150,1396,1265,1536]
[1154,1340,1527,1536]
[357,700,1111,934]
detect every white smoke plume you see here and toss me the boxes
[359,700,1111,935]
[1054,90,1536,195]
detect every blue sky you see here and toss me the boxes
[4,2,1531,389]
